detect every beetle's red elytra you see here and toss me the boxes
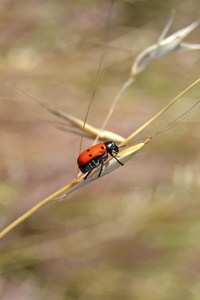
[77,141,124,180]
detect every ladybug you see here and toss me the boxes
[77,141,124,180]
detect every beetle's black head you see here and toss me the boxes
[104,141,119,154]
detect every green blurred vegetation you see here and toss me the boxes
[0,0,200,299]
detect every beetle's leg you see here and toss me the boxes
[110,153,124,166]
[98,161,104,177]
[84,170,92,180]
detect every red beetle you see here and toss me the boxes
[77,141,123,180]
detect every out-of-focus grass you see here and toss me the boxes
[0,0,200,299]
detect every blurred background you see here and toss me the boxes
[0,0,200,299]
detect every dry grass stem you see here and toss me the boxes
[93,77,135,144]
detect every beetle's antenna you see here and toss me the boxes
[118,145,126,149]
[78,0,114,156]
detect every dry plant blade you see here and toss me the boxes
[0,141,148,239]
[120,78,200,146]
[48,106,125,142]
[12,86,125,143]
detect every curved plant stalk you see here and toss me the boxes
[0,140,148,239]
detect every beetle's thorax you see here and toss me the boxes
[104,141,119,154]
